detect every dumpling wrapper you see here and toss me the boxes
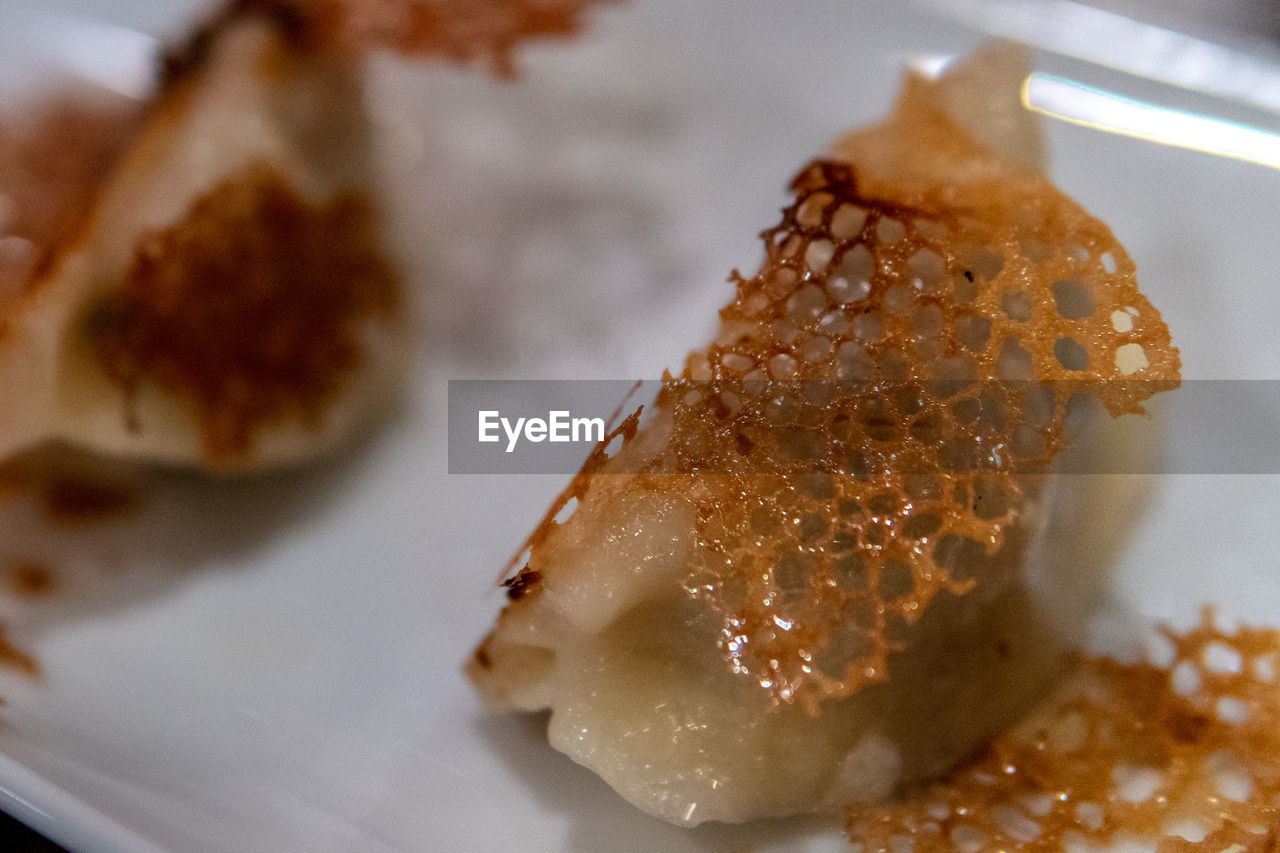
[0,12,404,472]
[469,45,1180,826]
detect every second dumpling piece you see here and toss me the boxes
[469,45,1180,826]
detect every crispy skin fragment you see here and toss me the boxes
[88,164,398,459]
[215,0,612,75]
[847,611,1280,851]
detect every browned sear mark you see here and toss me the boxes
[6,562,55,599]
[231,0,614,76]
[0,450,139,524]
[504,568,542,601]
[89,163,398,460]
[0,624,39,679]
[42,475,138,524]
[0,460,30,499]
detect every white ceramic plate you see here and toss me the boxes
[1,1,1279,851]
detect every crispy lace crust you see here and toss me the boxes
[847,610,1280,851]
[506,156,1180,709]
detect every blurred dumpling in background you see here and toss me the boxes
[0,0,610,472]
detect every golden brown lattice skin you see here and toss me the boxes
[846,609,1280,851]
[507,159,1180,709]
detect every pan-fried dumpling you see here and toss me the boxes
[0,0,611,472]
[469,45,1180,825]
[0,12,398,472]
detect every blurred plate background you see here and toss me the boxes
[0,0,1278,850]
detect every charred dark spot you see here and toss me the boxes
[43,475,138,523]
[159,0,310,89]
[158,10,222,89]
[7,562,55,599]
[1165,708,1212,745]
[504,569,542,601]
